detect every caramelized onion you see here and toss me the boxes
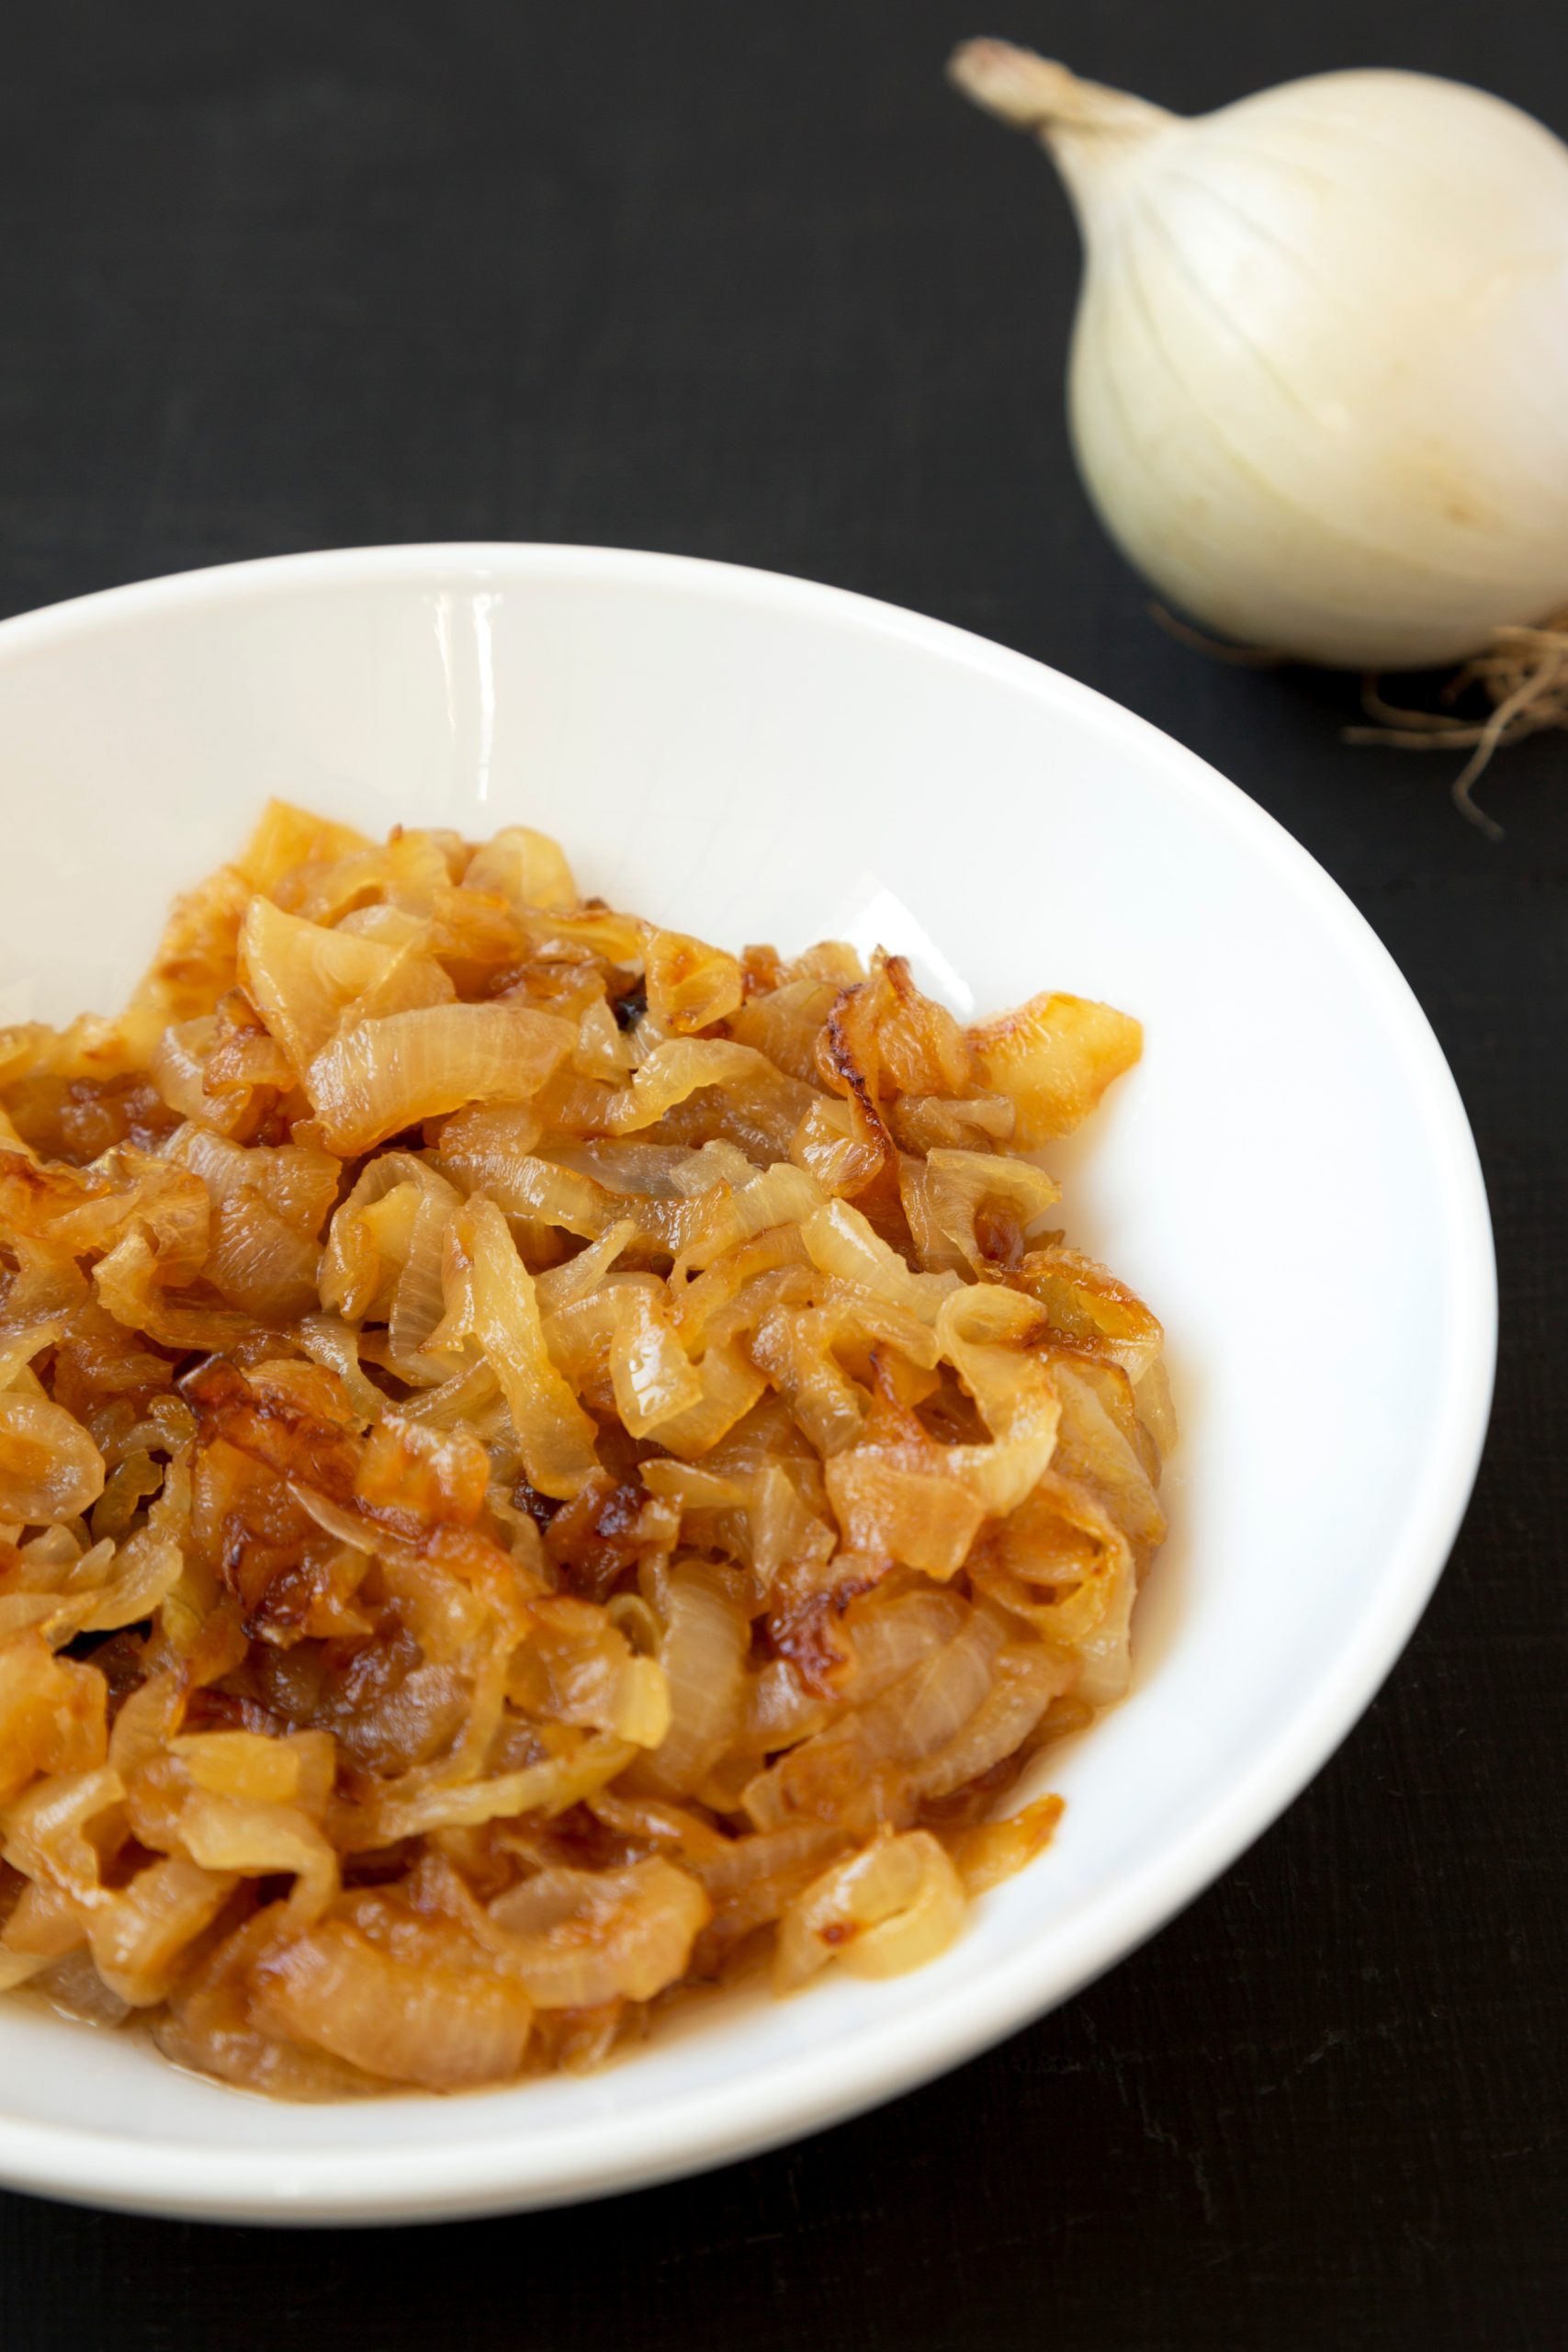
[0,805,1165,2095]
[464,823,579,914]
[307,1003,574,1155]
[254,1917,533,2089]
[457,1195,600,1499]
[0,1635,107,1803]
[87,1854,238,2007]
[488,1857,710,2007]
[239,898,412,1073]
[967,991,1142,1145]
[644,930,744,1035]
[0,1395,106,1523]
[645,1563,749,1797]
[775,1831,965,1988]
[952,1792,1065,1895]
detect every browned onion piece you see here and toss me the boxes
[596,1039,776,1136]
[0,1634,108,1803]
[206,1188,322,1321]
[487,1857,710,2007]
[253,1917,534,2089]
[463,823,579,914]
[644,1563,749,1797]
[967,991,1142,1145]
[336,1733,637,1849]
[0,1395,106,1523]
[951,1792,1065,1895]
[239,898,412,1074]
[643,930,744,1035]
[238,797,373,894]
[687,1820,847,1959]
[774,1831,965,1988]
[908,1645,1068,1799]
[306,1002,575,1155]
[86,1854,239,2007]
[825,1419,987,1579]
[457,1193,600,1499]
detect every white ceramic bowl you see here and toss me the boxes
[0,546,1494,2224]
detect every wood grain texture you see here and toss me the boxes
[1,4,1563,2346]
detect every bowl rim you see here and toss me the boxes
[0,542,1496,2225]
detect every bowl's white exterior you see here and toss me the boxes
[0,546,1494,2224]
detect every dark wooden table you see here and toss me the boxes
[3,5,1563,2346]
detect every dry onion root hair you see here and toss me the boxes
[1346,610,1568,838]
[1150,601,1567,837]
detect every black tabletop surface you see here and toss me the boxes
[3,5,1564,2346]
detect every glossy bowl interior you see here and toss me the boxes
[0,546,1495,2222]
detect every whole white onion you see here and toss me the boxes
[950,42,1568,672]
